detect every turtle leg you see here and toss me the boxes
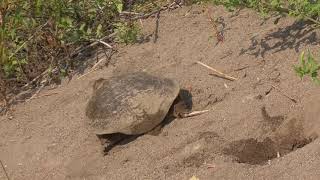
[147,123,164,136]
[96,133,131,155]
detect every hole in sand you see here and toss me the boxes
[224,136,315,165]
[223,118,318,165]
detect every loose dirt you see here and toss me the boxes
[1,5,320,180]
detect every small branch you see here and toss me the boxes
[72,32,116,57]
[196,61,238,81]
[129,1,179,21]
[0,160,10,180]
[26,84,45,102]
[153,10,161,43]
[29,92,59,101]
[270,85,297,103]
[203,162,215,169]
[91,39,113,49]
[233,65,249,71]
[21,68,50,90]
[182,110,209,118]
[120,11,142,16]
[77,59,105,80]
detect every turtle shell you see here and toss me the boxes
[85,71,180,135]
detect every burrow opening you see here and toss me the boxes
[223,118,318,165]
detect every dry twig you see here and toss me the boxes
[203,162,215,169]
[129,1,180,21]
[77,58,106,80]
[92,39,113,49]
[153,10,161,43]
[182,109,209,118]
[196,61,238,81]
[270,85,297,103]
[29,92,59,101]
[77,49,114,80]
[72,32,116,58]
[26,84,45,102]
[0,160,10,180]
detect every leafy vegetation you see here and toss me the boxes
[0,0,148,84]
[114,21,141,44]
[294,50,320,84]
[211,0,320,23]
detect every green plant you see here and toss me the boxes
[0,0,122,80]
[294,50,320,84]
[114,21,141,44]
[209,0,320,24]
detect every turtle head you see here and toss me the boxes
[173,100,191,118]
[172,88,193,118]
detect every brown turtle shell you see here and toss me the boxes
[85,71,180,135]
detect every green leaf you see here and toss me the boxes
[96,24,103,38]
[79,23,86,32]
[113,0,123,13]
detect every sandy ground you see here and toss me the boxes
[1,5,320,180]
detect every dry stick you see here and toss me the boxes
[77,57,106,80]
[182,110,210,118]
[184,6,193,17]
[130,1,179,21]
[270,84,297,103]
[92,39,113,49]
[77,43,114,80]
[21,69,49,90]
[0,160,10,180]
[29,92,59,101]
[196,61,238,81]
[72,32,116,58]
[26,84,45,102]
[203,162,215,169]
[233,65,249,72]
[120,11,142,16]
[153,10,161,43]
[77,49,114,80]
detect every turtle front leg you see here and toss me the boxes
[96,133,130,155]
